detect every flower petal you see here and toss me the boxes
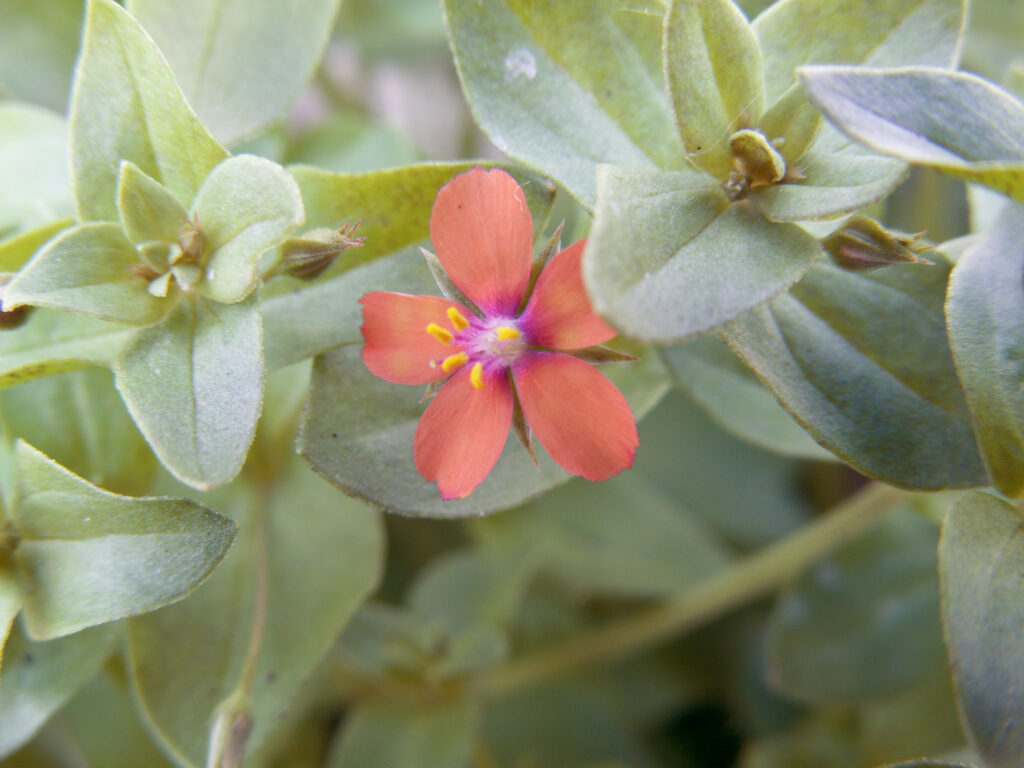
[430,167,532,316]
[414,366,514,499]
[520,239,617,349]
[514,351,637,482]
[360,291,468,385]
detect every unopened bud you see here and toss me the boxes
[824,216,933,272]
[0,273,31,329]
[282,221,365,280]
[176,216,204,264]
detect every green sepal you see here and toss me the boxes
[3,222,168,325]
[9,441,236,640]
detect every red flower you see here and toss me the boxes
[360,167,638,499]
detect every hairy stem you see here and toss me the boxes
[474,482,907,699]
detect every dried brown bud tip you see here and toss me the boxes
[0,273,31,329]
[176,215,204,264]
[282,223,366,280]
[824,216,934,272]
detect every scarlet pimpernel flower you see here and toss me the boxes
[360,167,639,500]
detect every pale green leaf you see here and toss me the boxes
[0,219,72,273]
[113,293,263,491]
[0,103,72,235]
[70,0,228,221]
[327,699,478,768]
[10,442,235,640]
[0,622,120,758]
[722,253,987,490]
[4,222,167,325]
[946,201,1024,497]
[758,82,822,166]
[0,553,21,675]
[128,458,383,767]
[290,162,555,274]
[766,510,944,701]
[193,155,304,303]
[662,335,834,460]
[117,161,188,246]
[444,0,676,207]
[0,368,155,497]
[475,470,733,598]
[0,0,84,112]
[0,309,133,390]
[665,0,764,179]
[753,0,966,105]
[127,0,343,146]
[584,165,820,343]
[799,65,1024,203]
[940,492,1024,768]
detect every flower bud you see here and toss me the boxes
[823,216,933,272]
[281,221,365,280]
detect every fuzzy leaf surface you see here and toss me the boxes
[113,293,263,490]
[722,253,987,490]
[70,0,228,221]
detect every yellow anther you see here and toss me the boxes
[426,323,453,344]
[495,326,520,341]
[441,352,469,373]
[470,362,484,390]
[447,307,470,331]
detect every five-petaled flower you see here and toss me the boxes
[359,167,639,499]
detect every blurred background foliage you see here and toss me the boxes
[0,0,1020,765]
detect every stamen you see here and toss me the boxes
[426,323,453,344]
[470,362,484,390]
[447,307,470,331]
[441,352,469,373]
[495,326,520,341]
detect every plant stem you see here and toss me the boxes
[474,482,907,699]
[206,493,270,768]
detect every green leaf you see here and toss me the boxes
[766,510,944,702]
[722,254,987,490]
[299,330,668,518]
[0,553,21,674]
[584,165,820,343]
[753,0,966,105]
[327,699,478,768]
[117,161,189,246]
[946,202,1024,498]
[753,124,909,222]
[662,335,834,461]
[193,155,304,303]
[70,0,228,221]
[59,670,176,768]
[0,622,120,758]
[665,0,764,179]
[799,66,1024,203]
[127,0,343,146]
[444,0,676,207]
[0,219,71,273]
[0,368,155,496]
[113,293,263,491]
[940,492,1024,768]
[291,162,555,274]
[0,309,133,390]
[282,113,420,174]
[128,459,383,767]
[475,470,733,598]
[0,103,72,235]
[4,222,167,325]
[875,763,978,768]
[0,0,84,112]
[10,442,235,640]
[635,390,813,548]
